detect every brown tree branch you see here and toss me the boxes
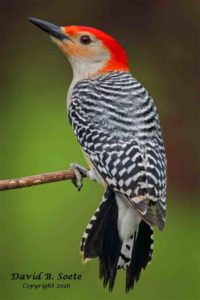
[0,169,85,191]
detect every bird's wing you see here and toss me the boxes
[87,138,166,229]
[69,75,167,229]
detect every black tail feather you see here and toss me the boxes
[126,221,153,292]
[83,188,116,259]
[99,190,122,291]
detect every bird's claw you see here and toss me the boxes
[70,163,85,191]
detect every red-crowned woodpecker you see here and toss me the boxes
[29,17,167,292]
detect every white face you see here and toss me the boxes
[52,30,110,81]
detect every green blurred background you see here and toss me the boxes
[0,1,199,299]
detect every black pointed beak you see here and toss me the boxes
[29,17,71,42]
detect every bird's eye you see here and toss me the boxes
[80,35,92,45]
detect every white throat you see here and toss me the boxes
[66,56,108,110]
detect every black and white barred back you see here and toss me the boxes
[69,71,167,291]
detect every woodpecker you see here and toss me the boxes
[29,17,167,292]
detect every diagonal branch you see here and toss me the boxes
[0,169,85,191]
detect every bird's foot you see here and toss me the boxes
[70,163,96,191]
